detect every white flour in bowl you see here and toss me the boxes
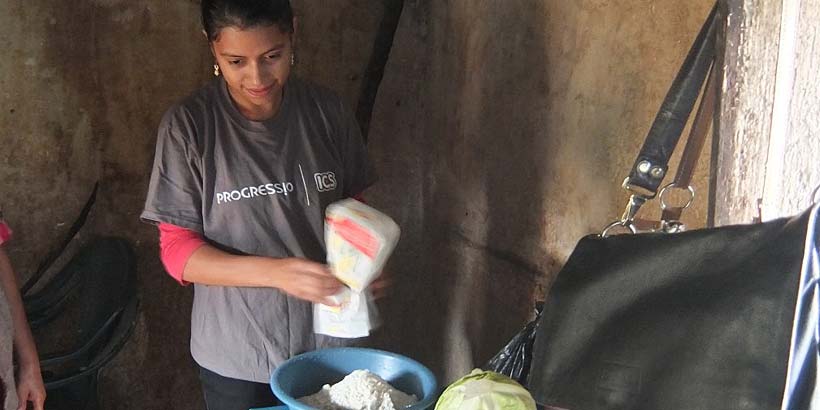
[299,369,418,410]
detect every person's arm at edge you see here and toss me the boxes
[0,248,45,410]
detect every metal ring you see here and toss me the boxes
[601,220,637,238]
[659,184,695,211]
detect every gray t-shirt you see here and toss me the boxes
[141,77,374,382]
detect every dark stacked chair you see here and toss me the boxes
[23,237,138,410]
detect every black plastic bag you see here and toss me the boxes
[483,303,543,385]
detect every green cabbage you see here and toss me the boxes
[434,369,537,410]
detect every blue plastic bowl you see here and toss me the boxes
[269,347,437,410]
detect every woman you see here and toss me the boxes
[141,1,380,408]
[0,211,46,410]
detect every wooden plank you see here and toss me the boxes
[713,0,782,225]
[714,0,820,224]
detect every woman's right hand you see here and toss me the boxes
[273,258,343,305]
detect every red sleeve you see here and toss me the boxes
[0,220,12,247]
[158,223,206,286]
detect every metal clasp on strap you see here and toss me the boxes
[601,178,698,237]
[601,178,653,237]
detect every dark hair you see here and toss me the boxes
[201,0,294,41]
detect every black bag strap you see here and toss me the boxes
[627,62,717,234]
[603,3,719,236]
[659,62,717,224]
[624,3,718,198]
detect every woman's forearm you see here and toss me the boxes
[182,244,284,287]
[0,248,40,369]
[181,244,342,304]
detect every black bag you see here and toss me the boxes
[527,3,819,409]
[483,303,543,385]
[528,210,818,409]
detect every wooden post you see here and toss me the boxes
[713,0,820,225]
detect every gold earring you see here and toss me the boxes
[213,64,220,76]
[291,53,295,67]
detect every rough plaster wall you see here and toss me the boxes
[0,1,105,275]
[367,0,714,383]
[294,0,384,107]
[775,0,820,216]
[783,0,820,212]
[0,1,380,409]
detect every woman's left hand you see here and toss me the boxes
[16,363,46,410]
[368,270,393,300]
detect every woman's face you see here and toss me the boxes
[211,24,293,118]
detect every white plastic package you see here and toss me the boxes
[314,199,400,338]
[313,286,382,338]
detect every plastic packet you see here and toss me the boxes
[313,287,382,338]
[314,199,399,338]
[324,199,400,291]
